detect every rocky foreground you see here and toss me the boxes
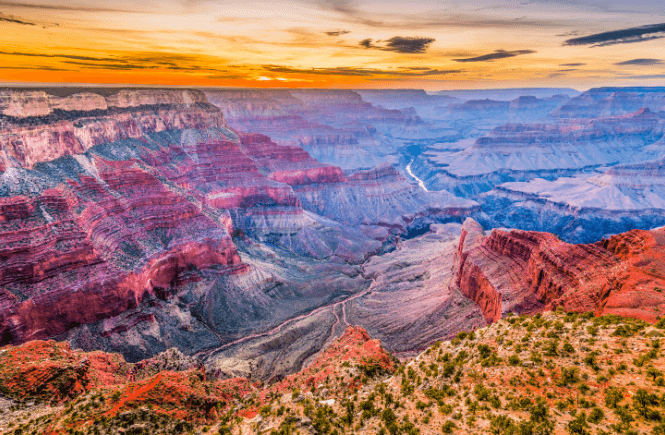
[3,310,665,435]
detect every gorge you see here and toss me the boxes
[2,85,665,384]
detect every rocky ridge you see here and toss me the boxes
[4,309,665,435]
[451,218,665,324]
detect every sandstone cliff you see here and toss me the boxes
[0,89,224,170]
[452,218,665,323]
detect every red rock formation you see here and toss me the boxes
[453,219,665,323]
[267,325,395,394]
[0,339,251,423]
[240,133,345,185]
[0,89,224,169]
[0,325,389,429]
[0,149,249,346]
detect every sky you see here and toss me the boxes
[0,0,664,89]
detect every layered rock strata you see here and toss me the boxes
[452,218,665,324]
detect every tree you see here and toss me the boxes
[604,386,623,408]
[567,411,589,435]
[530,399,549,423]
[478,344,493,359]
[588,407,604,424]
[490,415,516,435]
[442,421,457,434]
[647,366,663,382]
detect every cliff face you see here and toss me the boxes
[552,87,665,118]
[0,153,248,345]
[205,89,417,171]
[0,89,224,170]
[452,218,665,323]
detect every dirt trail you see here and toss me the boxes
[196,271,375,359]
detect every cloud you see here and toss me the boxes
[0,0,139,13]
[559,63,586,67]
[206,74,248,80]
[0,51,117,61]
[359,36,435,53]
[0,13,34,25]
[324,30,350,36]
[0,65,70,71]
[0,50,231,73]
[262,65,461,77]
[615,58,662,65]
[384,36,435,53]
[359,38,373,48]
[313,0,384,27]
[453,49,536,63]
[563,23,665,47]
[626,74,665,79]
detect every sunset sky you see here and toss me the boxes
[1,0,664,89]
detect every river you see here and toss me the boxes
[406,159,429,192]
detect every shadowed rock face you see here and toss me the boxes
[205,88,420,172]
[452,218,665,324]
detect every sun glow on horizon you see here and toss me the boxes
[1,0,664,89]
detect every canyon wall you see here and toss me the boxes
[452,218,665,324]
[0,89,224,170]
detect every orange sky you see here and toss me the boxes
[1,0,664,89]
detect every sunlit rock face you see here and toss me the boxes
[450,218,665,324]
[0,89,225,170]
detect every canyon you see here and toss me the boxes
[2,84,665,391]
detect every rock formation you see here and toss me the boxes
[452,218,665,324]
[0,88,479,374]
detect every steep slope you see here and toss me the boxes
[451,218,665,324]
[0,88,224,170]
[0,324,394,434]
[347,224,487,355]
[552,86,665,118]
[6,310,665,435]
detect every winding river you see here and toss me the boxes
[406,159,429,192]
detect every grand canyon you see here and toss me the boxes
[3,85,665,435]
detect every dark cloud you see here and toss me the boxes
[615,58,663,65]
[359,36,435,53]
[0,50,230,73]
[384,36,435,53]
[563,23,665,47]
[559,62,586,66]
[0,65,70,71]
[453,49,536,63]
[359,38,373,48]
[0,51,118,62]
[0,13,34,25]
[206,74,248,80]
[262,65,461,77]
[0,0,139,13]
[626,74,665,79]
[324,30,350,36]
